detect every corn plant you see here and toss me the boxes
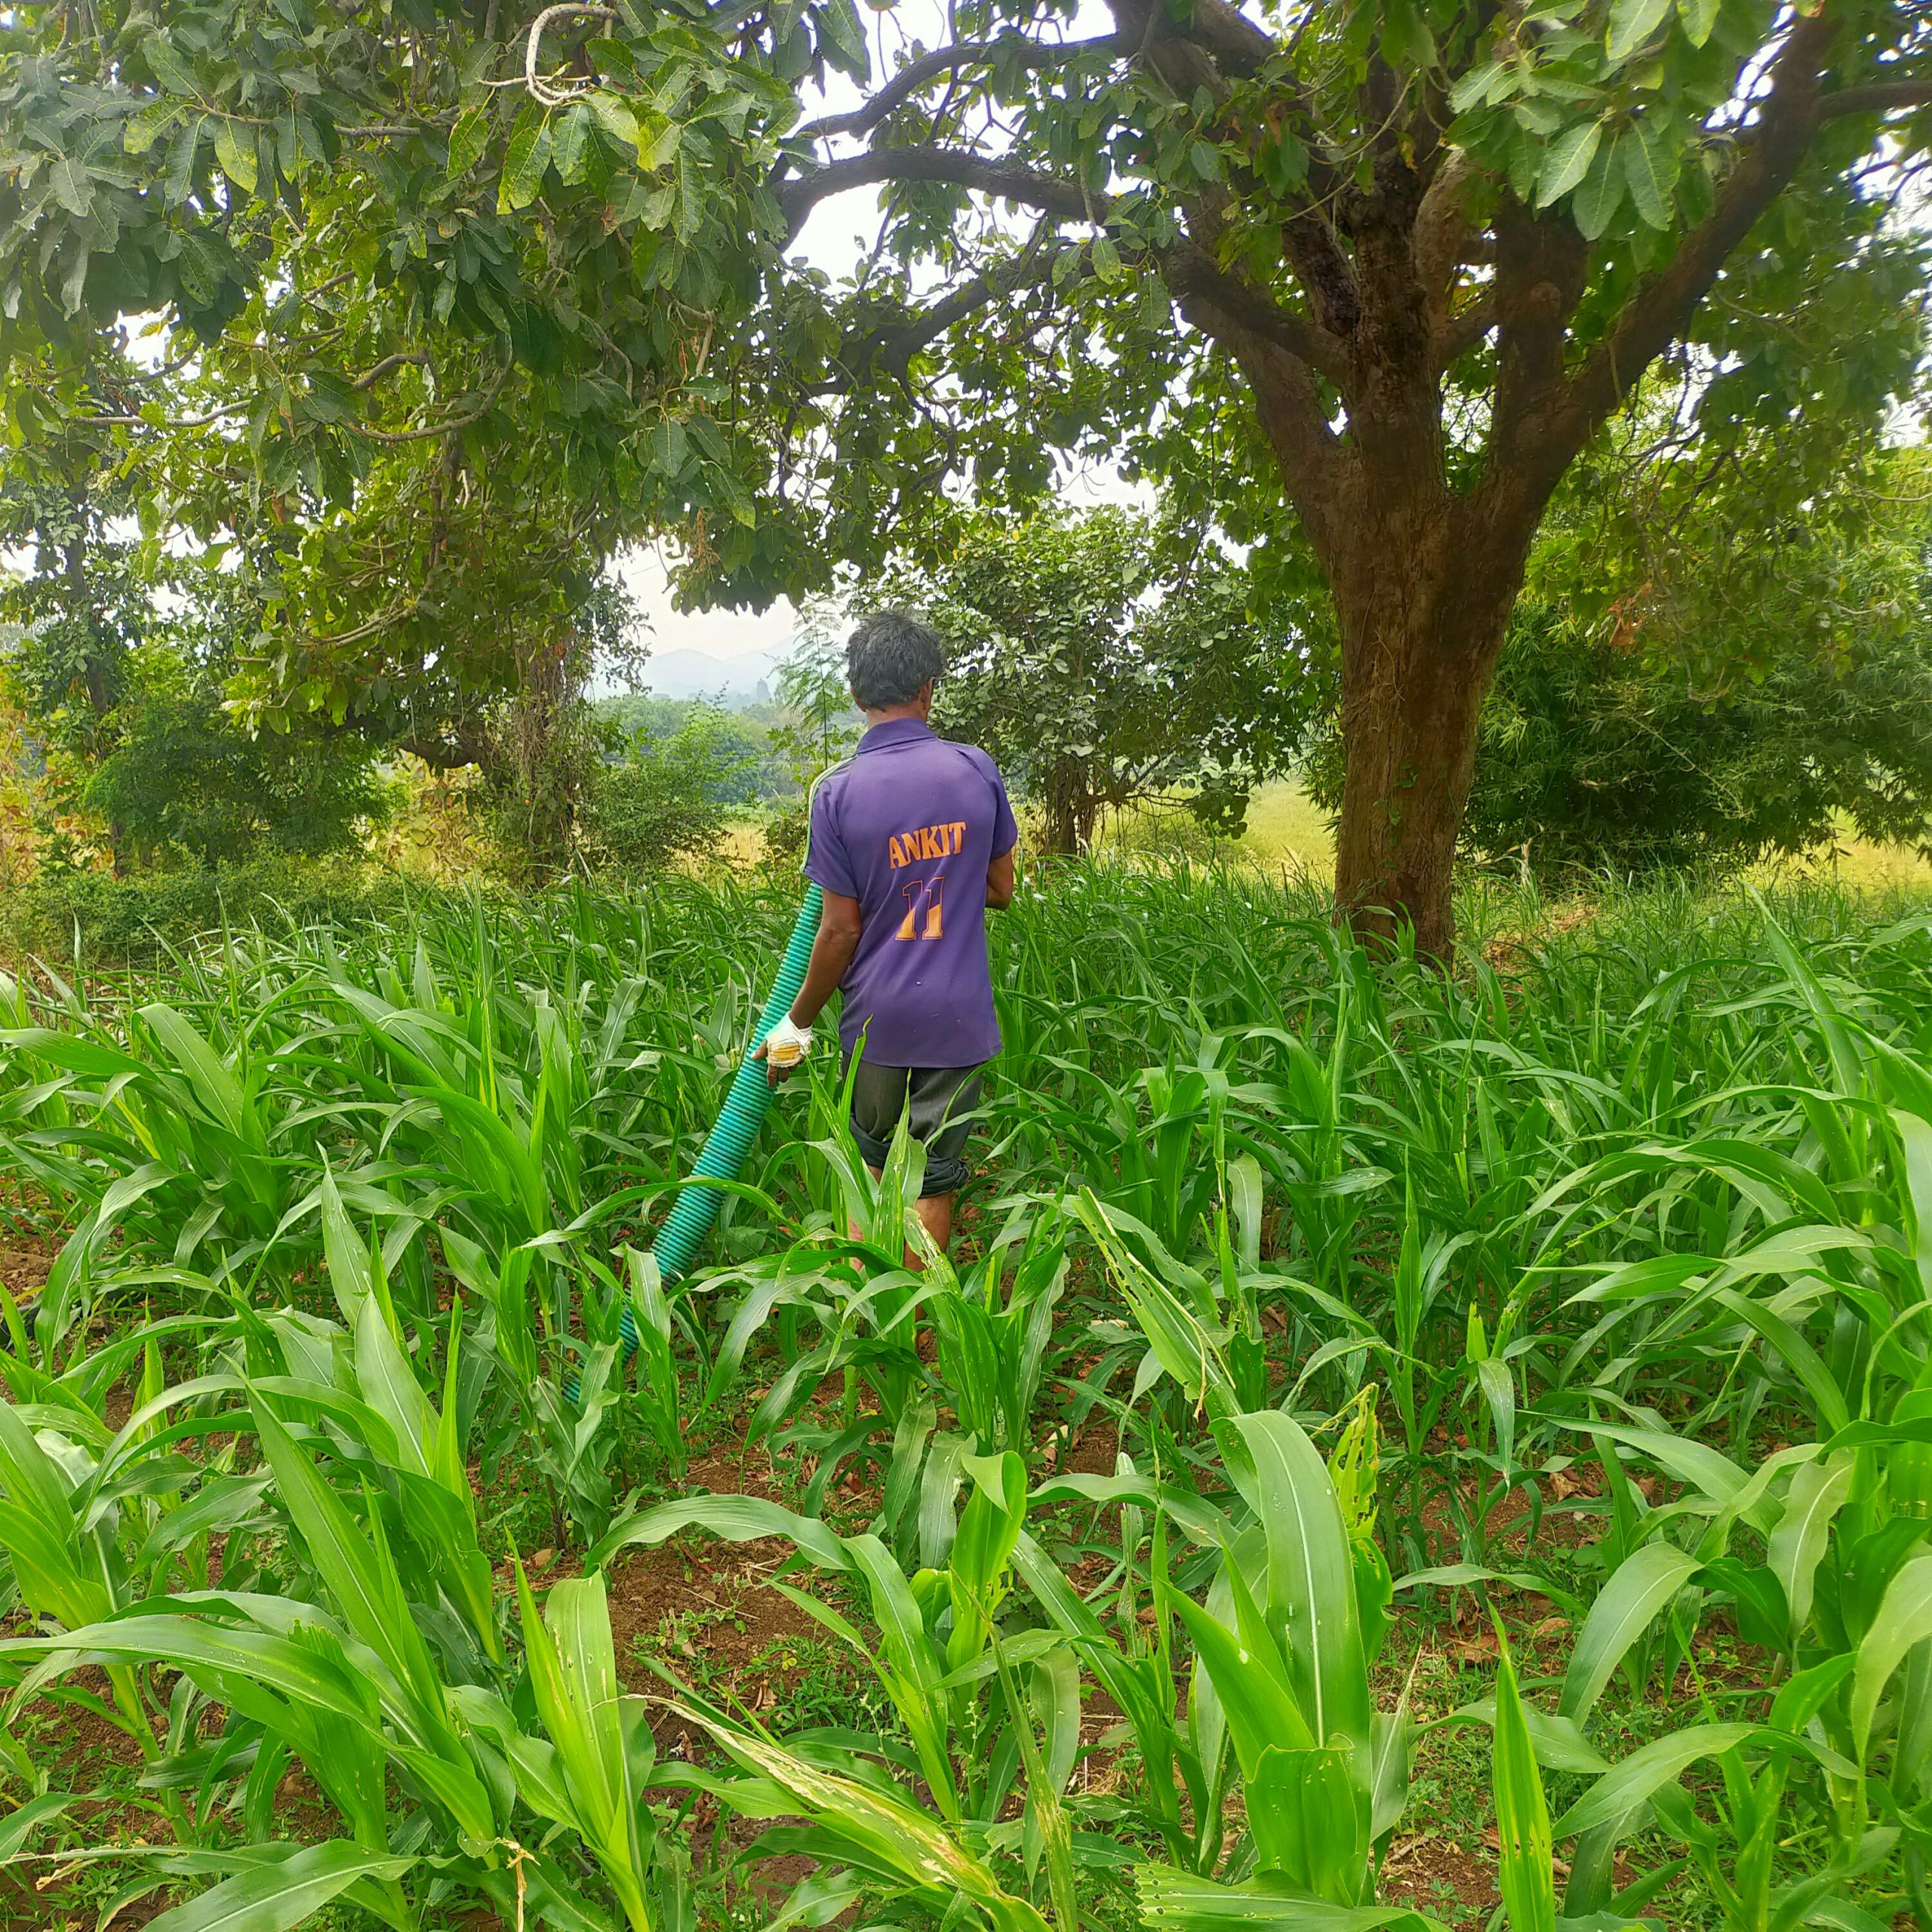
[2,1380,697,1932]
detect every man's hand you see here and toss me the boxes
[753,1014,815,1085]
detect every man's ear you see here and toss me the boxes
[918,679,936,707]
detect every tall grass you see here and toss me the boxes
[0,860,1929,1932]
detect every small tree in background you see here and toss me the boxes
[580,709,756,876]
[3,537,388,872]
[87,647,386,868]
[760,602,863,867]
[878,506,1311,854]
[1441,426,1932,875]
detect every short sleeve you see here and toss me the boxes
[802,774,859,898]
[990,766,1019,858]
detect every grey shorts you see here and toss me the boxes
[847,1060,984,1197]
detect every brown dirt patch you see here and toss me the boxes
[1051,1421,1121,1477]
[0,1238,51,1309]
[605,1534,822,1693]
[1380,1834,1500,1917]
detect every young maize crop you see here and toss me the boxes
[0,866,1928,1930]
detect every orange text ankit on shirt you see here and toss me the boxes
[803,717,1020,1069]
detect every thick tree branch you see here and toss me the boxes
[833,246,1067,386]
[817,210,1352,389]
[1414,147,1479,318]
[1429,292,1495,369]
[352,352,430,389]
[795,32,1129,146]
[1157,242,1354,386]
[1818,76,1932,117]
[778,148,1095,240]
[1164,246,1349,566]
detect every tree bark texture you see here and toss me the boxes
[1327,507,1532,958]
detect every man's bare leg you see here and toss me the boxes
[914,1191,954,1255]
[861,1168,955,1265]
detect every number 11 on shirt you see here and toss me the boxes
[895,875,943,940]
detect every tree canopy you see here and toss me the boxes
[878,503,1306,852]
[7,0,1931,942]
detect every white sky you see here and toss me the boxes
[614,546,799,660]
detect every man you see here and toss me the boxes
[757,610,1017,1256]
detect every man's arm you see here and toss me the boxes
[757,889,862,1083]
[986,850,1016,909]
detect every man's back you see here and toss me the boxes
[805,716,1017,1069]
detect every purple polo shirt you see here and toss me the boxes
[804,718,1019,1069]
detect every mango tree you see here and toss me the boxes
[6,0,1930,945]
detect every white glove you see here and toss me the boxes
[761,1014,815,1067]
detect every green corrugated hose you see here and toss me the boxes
[611,881,824,1361]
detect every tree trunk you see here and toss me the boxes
[1038,769,1083,856]
[1327,505,1530,958]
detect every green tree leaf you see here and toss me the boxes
[1606,0,1672,64]
[212,118,257,194]
[1621,121,1677,229]
[446,104,488,180]
[1535,122,1602,208]
[1571,137,1626,241]
[499,104,552,214]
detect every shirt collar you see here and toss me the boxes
[858,717,936,752]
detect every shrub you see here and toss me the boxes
[0,853,439,963]
[580,709,756,874]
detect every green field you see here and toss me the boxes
[1,866,1929,1932]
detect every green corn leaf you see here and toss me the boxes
[353,1294,436,1478]
[669,1700,1049,1928]
[1565,1422,1770,1533]
[1558,1541,1702,1723]
[1850,1552,1932,1759]
[1768,1451,1854,1641]
[1708,1287,1849,1435]
[1770,1653,1854,1735]
[591,1494,851,1574]
[136,1004,253,1143]
[0,1789,73,1860]
[1168,1585,1310,1775]
[1553,1724,1762,1838]
[248,1396,473,1804]
[1029,1472,1232,1546]
[1219,1411,1371,1758]
[1437,1697,1609,1774]
[1491,1637,1555,1932]
[1894,1109,1932,1300]
[1246,1743,1367,1900]
[1135,1866,1446,1930]
[318,1167,374,1328]
[3,1614,374,1730]
[0,1394,78,1532]
[143,1841,414,1932]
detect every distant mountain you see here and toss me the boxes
[641,645,789,705]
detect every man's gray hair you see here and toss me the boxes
[847,610,946,711]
